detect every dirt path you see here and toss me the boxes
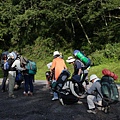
[0,80,120,120]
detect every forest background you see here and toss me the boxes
[0,0,120,82]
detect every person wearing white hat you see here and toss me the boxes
[50,51,67,101]
[66,56,75,63]
[86,74,103,114]
[8,52,24,98]
[66,56,86,94]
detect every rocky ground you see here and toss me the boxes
[0,80,120,120]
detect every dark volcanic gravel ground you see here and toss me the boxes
[0,80,120,120]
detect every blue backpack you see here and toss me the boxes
[26,60,37,75]
[4,58,15,70]
[4,62,10,70]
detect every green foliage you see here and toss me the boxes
[0,0,120,66]
[104,43,120,60]
[90,43,120,66]
[90,50,107,66]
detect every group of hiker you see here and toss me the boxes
[0,51,36,98]
[45,50,102,114]
[0,50,119,114]
[46,50,119,114]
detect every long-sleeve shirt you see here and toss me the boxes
[50,57,67,80]
[9,58,24,77]
[87,78,103,101]
[11,59,24,71]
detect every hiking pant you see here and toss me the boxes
[53,92,58,98]
[8,71,16,96]
[87,95,102,109]
[24,74,34,93]
[87,95,96,109]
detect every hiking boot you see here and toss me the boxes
[9,94,17,99]
[87,109,96,114]
[28,91,33,96]
[23,91,28,96]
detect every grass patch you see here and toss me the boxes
[0,61,120,84]
[89,61,120,83]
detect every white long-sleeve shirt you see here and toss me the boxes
[9,58,24,77]
[11,59,24,71]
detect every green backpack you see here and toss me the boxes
[26,60,37,75]
[100,76,119,104]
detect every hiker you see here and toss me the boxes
[14,53,24,90]
[66,56,86,95]
[50,51,67,100]
[59,80,82,105]
[86,74,103,114]
[45,62,52,88]
[23,71,34,96]
[1,54,8,92]
[8,52,24,98]
[22,58,36,96]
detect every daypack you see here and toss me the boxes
[26,60,37,75]
[51,69,71,93]
[4,58,15,70]
[73,50,91,69]
[15,70,24,82]
[100,76,119,104]
[102,69,118,80]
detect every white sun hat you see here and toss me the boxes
[66,56,75,63]
[53,51,60,56]
[90,74,98,81]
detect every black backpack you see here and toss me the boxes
[100,76,119,105]
[59,81,79,105]
[51,69,70,93]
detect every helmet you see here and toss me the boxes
[73,50,80,56]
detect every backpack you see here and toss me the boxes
[100,76,119,105]
[25,60,37,75]
[15,70,24,82]
[4,58,15,70]
[73,50,91,69]
[51,69,71,93]
[102,69,118,80]
[59,81,80,105]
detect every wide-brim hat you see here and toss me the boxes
[90,74,98,81]
[66,56,75,63]
[53,51,60,56]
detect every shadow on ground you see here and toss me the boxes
[0,81,120,120]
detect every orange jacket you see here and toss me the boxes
[50,57,67,80]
